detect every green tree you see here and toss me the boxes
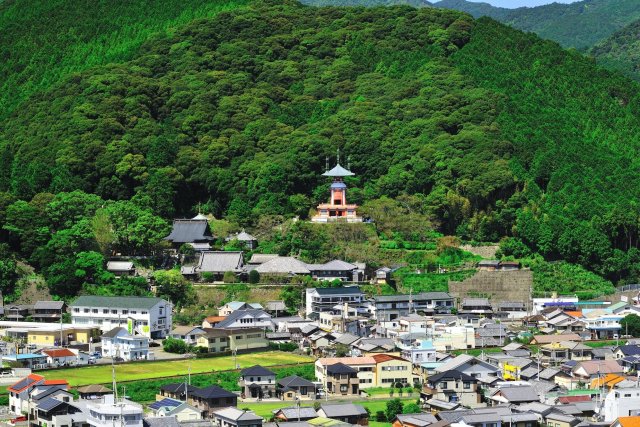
[163,337,190,354]
[620,314,640,337]
[385,399,404,422]
[248,269,260,284]
[402,403,421,414]
[154,269,195,306]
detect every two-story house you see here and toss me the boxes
[32,301,66,322]
[422,370,483,408]
[86,395,143,427]
[306,287,365,316]
[239,366,276,399]
[195,328,268,353]
[215,310,273,330]
[324,363,360,396]
[70,296,172,339]
[169,326,206,345]
[36,397,85,427]
[374,292,454,321]
[400,340,437,365]
[219,302,263,317]
[190,386,238,419]
[372,354,415,387]
[101,327,150,361]
[316,357,375,390]
[212,407,263,427]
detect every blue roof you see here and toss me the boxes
[330,182,347,189]
[419,340,435,350]
[37,397,66,412]
[148,398,182,411]
[4,353,46,360]
[323,163,354,177]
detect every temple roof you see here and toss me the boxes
[323,163,354,177]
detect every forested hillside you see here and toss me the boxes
[0,0,248,118]
[435,0,640,50]
[2,0,640,299]
[591,19,640,80]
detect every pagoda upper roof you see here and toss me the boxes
[323,163,355,177]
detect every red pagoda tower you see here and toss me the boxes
[311,155,362,223]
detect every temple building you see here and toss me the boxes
[311,158,362,223]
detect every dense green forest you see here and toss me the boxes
[434,0,640,50]
[1,0,640,300]
[591,19,640,80]
[0,0,249,118]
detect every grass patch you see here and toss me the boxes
[396,269,476,293]
[42,352,313,386]
[584,340,619,348]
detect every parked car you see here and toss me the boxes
[91,352,101,359]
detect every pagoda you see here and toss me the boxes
[311,155,362,223]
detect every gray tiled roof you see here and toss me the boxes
[165,219,212,243]
[72,296,165,309]
[196,251,243,273]
[256,257,310,274]
[319,403,367,417]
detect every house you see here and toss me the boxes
[5,304,31,321]
[8,374,56,414]
[531,333,582,345]
[615,344,640,360]
[215,310,273,330]
[277,375,317,400]
[86,395,143,427]
[184,251,244,281]
[400,340,436,365]
[273,407,319,422]
[106,261,136,277]
[544,412,580,427]
[602,387,640,421]
[36,397,84,427]
[70,295,172,339]
[324,363,360,396]
[495,302,527,320]
[195,327,268,353]
[255,257,311,277]
[32,301,66,322]
[391,414,440,427]
[306,287,366,315]
[190,386,238,418]
[374,267,392,285]
[239,365,276,399]
[434,354,500,378]
[148,398,203,421]
[489,386,540,405]
[77,385,112,400]
[164,218,214,249]
[42,348,77,366]
[158,383,199,401]
[373,292,454,321]
[477,260,501,271]
[354,337,396,354]
[612,417,640,427]
[21,324,100,346]
[202,316,227,328]
[316,403,368,425]
[571,360,623,381]
[476,323,508,347]
[170,326,206,345]
[2,353,48,369]
[219,302,264,317]
[372,354,414,387]
[101,327,150,361]
[460,298,493,317]
[422,370,483,408]
[212,407,263,427]
[306,260,361,282]
[265,301,287,316]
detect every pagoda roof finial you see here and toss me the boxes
[323,149,355,177]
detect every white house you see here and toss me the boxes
[41,348,78,367]
[602,387,640,421]
[215,309,273,330]
[70,296,172,339]
[101,327,150,361]
[87,395,143,427]
[400,340,436,365]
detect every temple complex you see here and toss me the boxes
[311,157,362,223]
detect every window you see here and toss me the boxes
[92,309,98,313]
[131,310,136,314]
[103,309,109,314]
[340,385,348,392]
[463,382,470,389]
[122,310,128,315]
[111,310,117,314]
[73,308,79,313]
[440,382,448,389]
[84,309,90,313]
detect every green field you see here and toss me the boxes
[42,352,313,386]
[241,397,415,420]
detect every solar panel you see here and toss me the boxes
[10,377,35,392]
[37,397,64,412]
[148,398,181,410]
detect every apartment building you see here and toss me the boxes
[70,296,172,339]
[373,292,454,321]
[306,287,366,315]
[316,354,414,389]
[195,328,268,353]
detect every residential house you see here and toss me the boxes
[8,373,46,414]
[306,260,361,282]
[476,323,508,347]
[239,365,276,399]
[212,407,263,427]
[77,385,112,400]
[164,218,214,250]
[316,357,373,392]
[70,295,172,339]
[101,327,150,361]
[489,385,540,405]
[354,338,396,354]
[2,353,48,369]
[184,251,244,281]
[305,287,366,316]
[5,304,31,321]
[372,354,414,387]
[323,363,360,396]
[170,326,206,346]
[265,301,287,317]
[86,395,143,427]
[391,414,441,427]
[459,299,493,317]
[273,407,318,422]
[202,315,227,328]
[495,302,527,320]
[190,386,238,418]
[400,340,436,365]
[218,302,264,317]
[373,293,454,321]
[611,417,640,427]
[148,398,203,421]
[422,370,483,408]
[215,310,273,330]
[42,348,77,366]
[106,261,136,277]
[430,325,476,351]
[374,267,392,285]
[36,397,85,427]
[603,388,640,421]
[195,327,268,354]
[32,301,66,322]
[255,257,311,277]
[615,345,640,360]
[531,333,582,345]
[584,314,624,340]
[571,360,623,381]
[434,354,500,379]
[277,375,317,400]
[158,383,199,401]
[316,403,368,425]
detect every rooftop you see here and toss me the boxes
[71,295,166,309]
